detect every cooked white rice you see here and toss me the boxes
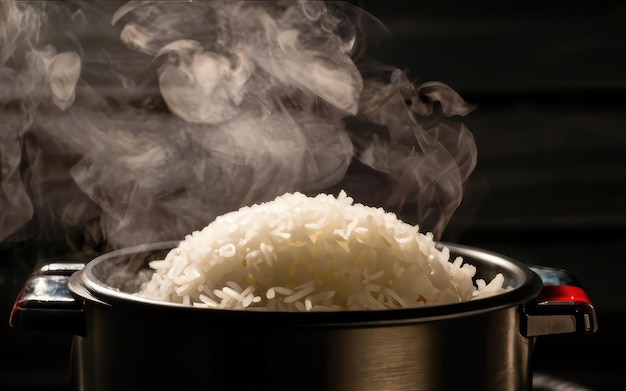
[136,191,509,310]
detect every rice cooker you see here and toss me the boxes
[10,241,597,391]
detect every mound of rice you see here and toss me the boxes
[136,191,509,310]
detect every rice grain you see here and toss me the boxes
[136,191,511,310]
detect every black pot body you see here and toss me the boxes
[12,241,597,391]
[64,241,541,391]
[71,300,532,391]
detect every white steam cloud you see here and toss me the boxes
[0,0,477,253]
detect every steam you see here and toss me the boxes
[47,51,82,110]
[0,1,477,254]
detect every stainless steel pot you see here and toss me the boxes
[10,241,597,391]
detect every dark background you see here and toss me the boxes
[2,1,625,389]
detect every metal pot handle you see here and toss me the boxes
[522,266,598,337]
[9,263,86,336]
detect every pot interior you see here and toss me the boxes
[69,241,543,324]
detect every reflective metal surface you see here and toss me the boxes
[9,243,598,391]
[64,242,542,390]
[72,301,533,391]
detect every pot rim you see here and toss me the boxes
[68,241,544,326]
